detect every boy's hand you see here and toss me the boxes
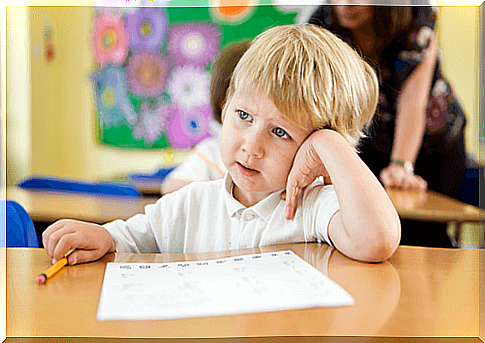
[43,219,115,265]
[284,131,332,220]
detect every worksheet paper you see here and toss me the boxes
[97,250,354,321]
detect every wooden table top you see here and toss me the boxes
[386,188,483,223]
[6,186,157,224]
[5,244,484,341]
[6,186,484,225]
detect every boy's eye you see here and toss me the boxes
[238,110,253,122]
[273,127,291,139]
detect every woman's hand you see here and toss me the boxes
[43,219,115,265]
[379,164,427,191]
[283,131,332,220]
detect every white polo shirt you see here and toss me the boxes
[103,174,340,254]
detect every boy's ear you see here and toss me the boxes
[220,100,227,123]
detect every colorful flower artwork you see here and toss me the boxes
[92,13,128,66]
[126,8,168,51]
[127,50,169,96]
[166,66,210,110]
[168,23,220,66]
[167,105,213,149]
[133,102,171,145]
[91,66,137,127]
[209,0,258,25]
[90,4,299,150]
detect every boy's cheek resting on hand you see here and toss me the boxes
[42,219,115,265]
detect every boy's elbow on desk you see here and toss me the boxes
[335,217,401,263]
[359,220,401,263]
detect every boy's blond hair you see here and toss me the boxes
[224,24,379,148]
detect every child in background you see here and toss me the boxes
[43,24,400,263]
[161,40,251,195]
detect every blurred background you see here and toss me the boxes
[4,1,482,184]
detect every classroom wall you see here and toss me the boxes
[6,6,30,186]
[4,5,483,185]
[435,5,481,162]
[29,7,93,179]
[1,3,6,193]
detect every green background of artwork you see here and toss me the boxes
[95,5,298,149]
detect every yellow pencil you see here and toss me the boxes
[36,249,75,285]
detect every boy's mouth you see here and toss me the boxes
[237,162,260,177]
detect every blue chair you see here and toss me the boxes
[1,200,39,248]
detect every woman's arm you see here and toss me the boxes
[285,130,401,263]
[379,38,438,190]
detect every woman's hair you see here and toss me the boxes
[210,40,251,124]
[328,5,415,59]
[224,24,379,149]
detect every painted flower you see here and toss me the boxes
[168,23,220,67]
[167,105,212,149]
[166,66,210,110]
[133,102,171,145]
[127,50,169,96]
[91,66,137,128]
[126,8,168,51]
[209,0,257,25]
[92,13,128,66]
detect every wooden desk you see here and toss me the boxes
[5,244,484,342]
[7,186,483,226]
[386,188,483,224]
[6,186,157,224]
[6,186,484,248]
[386,189,484,245]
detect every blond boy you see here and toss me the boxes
[44,25,400,263]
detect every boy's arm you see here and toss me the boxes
[285,130,401,263]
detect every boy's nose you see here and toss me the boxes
[242,133,264,158]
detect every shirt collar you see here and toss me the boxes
[222,173,284,223]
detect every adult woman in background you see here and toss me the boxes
[309,2,467,247]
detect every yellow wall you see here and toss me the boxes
[1,1,6,193]
[4,5,483,185]
[435,5,481,162]
[6,6,30,186]
[29,7,94,179]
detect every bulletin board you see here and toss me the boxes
[90,2,302,150]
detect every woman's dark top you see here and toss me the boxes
[309,4,466,156]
